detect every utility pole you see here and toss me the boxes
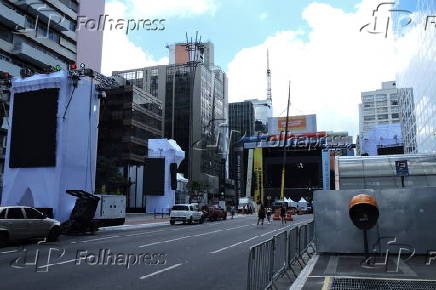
[266,49,272,102]
[280,81,291,200]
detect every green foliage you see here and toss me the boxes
[95,156,133,195]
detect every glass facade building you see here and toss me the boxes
[395,0,436,153]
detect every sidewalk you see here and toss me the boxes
[124,212,251,225]
[124,213,169,225]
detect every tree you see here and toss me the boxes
[95,156,133,195]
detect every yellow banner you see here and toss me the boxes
[253,148,264,204]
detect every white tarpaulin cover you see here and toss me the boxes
[1,71,100,222]
[146,139,185,213]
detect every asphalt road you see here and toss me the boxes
[0,214,312,290]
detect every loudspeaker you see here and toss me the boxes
[170,163,177,190]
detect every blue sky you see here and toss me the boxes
[115,0,361,71]
[102,0,418,137]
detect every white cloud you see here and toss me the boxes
[227,0,399,137]
[259,13,268,20]
[101,2,168,76]
[127,0,218,18]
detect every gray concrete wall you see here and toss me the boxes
[314,187,436,254]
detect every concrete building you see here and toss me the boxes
[247,99,272,134]
[0,0,105,76]
[168,42,214,68]
[98,79,163,211]
[228,101,255,183]
[358,82,415,154]
[113,44,228,196]
[394,0,436,154]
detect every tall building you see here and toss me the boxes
[248,99,272,134]
[0,0,105,76]
[359,81,413,136]
[395,0,436,154]
[98,79,163,210]
[228,101,255,182]
[113,43,228,195]
[168,42,214,68]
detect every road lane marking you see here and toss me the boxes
[139,242,162,248]
[74,235,120,243]
[164,235,192,243]
[57,258,77,265]
[210,236,259,254]
[1,250,19,254]
[38,258,77,269]
[193,230,222,237]
[224,225,250,231]
[139,263,182,280]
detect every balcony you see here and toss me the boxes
[0,57,21,77]
[0,1,26,28]
[11,0,76,36]
[20,31,76,62]
[11,39,64,68]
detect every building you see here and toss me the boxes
[359,123,404,156]
[0,0,104,76]
[97,80,163,209]
[358,81,415,154]
[228,101,255,187]
[247,99,272,134]
[233,131,355,204]
[113,43,228,197]
[169,42,214,68]
[394,0,436,154]
[229,101,255,140]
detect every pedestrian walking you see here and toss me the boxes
[280,205,286,225]
[266,207,272,224]
[231,206,236,219]
[257,205,266,227]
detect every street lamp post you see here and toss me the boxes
[280,81,291,200]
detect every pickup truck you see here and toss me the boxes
[170,204,204,225]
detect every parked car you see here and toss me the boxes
[0,206,61,247]
[206,205,227,221]
[170,204,204,225]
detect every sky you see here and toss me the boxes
[101,0,416,138]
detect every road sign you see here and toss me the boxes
[395,160,409,176]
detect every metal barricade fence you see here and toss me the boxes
[288,227,299,266]
[298,224,308,255]
[307,221,314,244]
[247,239,274,290]
[272,231,288,279]
[247,221,315,290]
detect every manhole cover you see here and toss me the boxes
[330,278,436,290]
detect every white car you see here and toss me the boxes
[170,204,204,225]
[0,206,61,247]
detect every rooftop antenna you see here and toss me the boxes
[267,49,272,102]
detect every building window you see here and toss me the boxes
[0,25,13,43]
[392,113,400,119]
